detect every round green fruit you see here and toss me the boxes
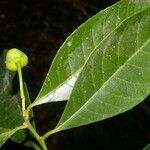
[6,48,28,71]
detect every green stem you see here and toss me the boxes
[26,122,48,150]
[26,105,57,141]
[9,51,48,150]
[16,62,25,118]
[42,128,58,141]
[13,125,26,132]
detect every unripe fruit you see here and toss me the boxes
[6,48,28,71]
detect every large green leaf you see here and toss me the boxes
[53,8,150,132]
[32,0,150,106]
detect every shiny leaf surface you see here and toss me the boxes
[34,0,150,105]
[54,8,150,132]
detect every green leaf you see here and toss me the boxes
[0,51,24,147]
[0,51,23,129]
[24,141,41,150]
[0,126,25,147]
[33,0,150,106]
[143,144,150,150]
[0,60,23,128]
[54,8,150,132]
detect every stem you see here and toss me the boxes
[26,122,48,150]
[26,105,50,149]
[43,128,58,141]
[14,125,26,132]
[16,62,25,118]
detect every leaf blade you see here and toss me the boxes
[0,51,23,129]
[0,51,27,146]
[54,8,150,132]
[0,126,25,148]
[33,0,150,105]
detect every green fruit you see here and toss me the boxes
[6,48,28,71]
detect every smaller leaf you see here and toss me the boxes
[24,141,41,150]
[0,50,24,129]
[0,126,25,148]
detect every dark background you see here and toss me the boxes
[1,0,150,150]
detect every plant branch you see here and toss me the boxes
[42,128,58,141]
[26,122,48,150]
